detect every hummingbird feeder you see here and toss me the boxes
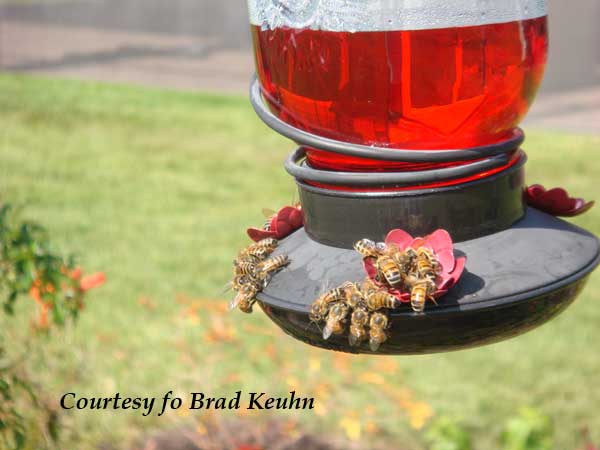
[233,0,600,354]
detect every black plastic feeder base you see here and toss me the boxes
[248,76,599,355]
[257,208,599,354]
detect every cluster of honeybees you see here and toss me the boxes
[310,277,398,351]
[308,238,442,351]
[354,238,442,314]
[229,238,289,314]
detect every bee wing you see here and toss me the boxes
[319,278,333,296]
[322,323,334,340]
[369,338,382,352]
[221,281,234,294]
[348,333,359,347]
[229,293,244,311]
[262,208,277,218]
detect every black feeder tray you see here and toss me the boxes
[248,78,600,355]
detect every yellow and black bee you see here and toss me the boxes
[369,311,389,352]
[354,238,380,258]
[410,277,437,314]
[376,255,403,287]
[323,302,350,340]
[348,306,369,346]
[366,290,399,311]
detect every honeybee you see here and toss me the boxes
[309,287,346,323]
[369,312,389,352]
[262,208,276,231]
[229,283,258,311]
[233,260,256,276]
[243,238,278,259]
[322,287,347,304]
[415,247,440,279]
[256,237,278,249]
[391,249,416,274]
[376,255,403,287]
[237,297,256,314]
[231,274,250,292]
[354,239,380,258]
[360,278,379,297]
[402,272,420,290]
[348,306,369,346]
[256,255,289,279]
[366,290,399,311]
[235,251,261,263]
[323,302,349,340]
[309,301,327,324]
[342,282,365,309]
[410,277,437,314]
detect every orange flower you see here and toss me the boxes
[79,272,106,291]
[29,267,105,328]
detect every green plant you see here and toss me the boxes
[0,203,103,449]
[500,407,553,450]
[425,417,472,450]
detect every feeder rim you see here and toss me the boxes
[257,230,600,316]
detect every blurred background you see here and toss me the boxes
[0,1,599,450]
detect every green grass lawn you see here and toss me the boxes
[1,73,599,450]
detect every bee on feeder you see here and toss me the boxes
[366,290,400,311]
[256,255,290,280]
[230,237,289,314]
[392,248,417,274]
[409,277,437,314]
[233,260,257,276]
[343,282,366,309]
[261,208,276,231]
[237,296,256,314]
[348,306,369,347]
[323,302,350,340]
[309,285,346,324]
[369,311,389,352]
[414,247,441,279]
[231,274,252,292]
[243,238,278,259]
[354,239,380,258]
[229,283,259,311]
[376,255,403,288]
[360,278,379,297]
[235,251,261,265]
[322,286,348,305]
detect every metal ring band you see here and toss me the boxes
[285,147,517,187]
[250,76,525,164]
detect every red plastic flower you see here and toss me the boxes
[363,229,466,302]
[525,184,594,217]
[247,205,304,242]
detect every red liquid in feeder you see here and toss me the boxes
[251,17,548,178]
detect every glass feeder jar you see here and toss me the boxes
[248,0,548,176]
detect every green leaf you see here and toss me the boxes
[425,417,472,450]
[501,407,553,450]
